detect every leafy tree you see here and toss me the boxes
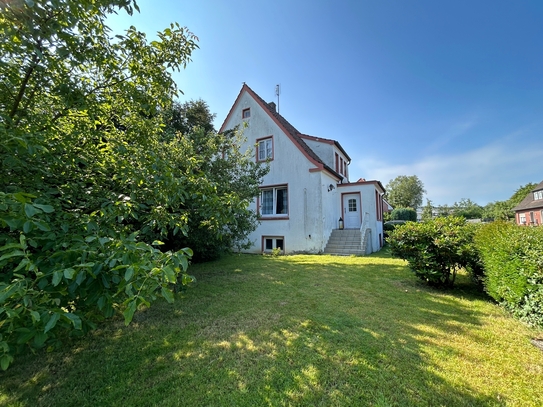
[161,101,269,261]
[390,207,417,222]
[436,204,452,217]
[451,198,483,220]
[385,175,426,210]
[165,99,216,137]
[0,0,203,369]
[481,182,537,221]
[509,183,537,207]
[421,199,434,222]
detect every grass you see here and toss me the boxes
[1,249,542,406]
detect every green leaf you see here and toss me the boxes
[64,313,82,330]
[0,243,22,252]
[0,250,25,261]
[124,267,134,281]
[161,287,174,303]
[63,268,76,279]
[23,220,33,233]
[163,265,176,283]
[123,300,137,326]
[1,354,14,371]
[52,270,63,286]
[99,237,110,246]
[24,203,41,218]
[44,313,60,333]
[30,310,40,323]
[17,329,35,344]
[75,270,86,286]
[33,204,54,213]
[33,220,51,231]
[34,332,47,348]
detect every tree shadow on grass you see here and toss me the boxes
[0,254,539,406]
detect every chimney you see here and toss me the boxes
[268,101,276,111]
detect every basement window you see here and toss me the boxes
[263,236,284,253]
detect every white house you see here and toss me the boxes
[219,84,386,255]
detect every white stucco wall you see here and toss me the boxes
[222,88,382,254]
[337,183,384,253]
[222,91,329,253]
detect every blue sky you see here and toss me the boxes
[108,0,543,206]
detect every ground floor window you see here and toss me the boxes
[263,236,284,253]
[260,185,288,216]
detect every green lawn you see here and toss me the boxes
[1,250,542,406]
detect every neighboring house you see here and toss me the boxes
[513,180,543,226]
[219,84,386,255]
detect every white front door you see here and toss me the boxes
[343,194,361,229]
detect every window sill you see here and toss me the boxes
[260,216,289,220]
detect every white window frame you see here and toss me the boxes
[263,236,284,253]
[257,137,273,162]
[260,185,288,217]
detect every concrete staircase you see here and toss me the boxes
[323,229,364,255]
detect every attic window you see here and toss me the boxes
[257,136,273,161]
[242,108,250,119]
[534,191,543,200]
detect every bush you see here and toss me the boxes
[388,216,483,287]
[383,220,406,241]
[474,222,543,326]
[390,208,417,222]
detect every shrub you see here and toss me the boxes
[388,216,482,287]
[390,208,417,222]
[474,222,543,326]
[383,220,406,241]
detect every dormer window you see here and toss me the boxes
[242,108,250,119]
[534,191,543,200]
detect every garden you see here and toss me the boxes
[1,250,542,406]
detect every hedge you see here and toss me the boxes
[474,222,543,326]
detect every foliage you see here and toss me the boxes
[474,222,543,326]
[388,217,483,287]
[509,183,538,207]
[451,198,483,219]
[164,99,216,137]
[0,0,203,369]
[482,182,537,221]
[162,101,269,261]
[390,207,417,222]
[421,198,434,221]
[383,220,406,240]
[385,175,425,210]
[482,200,513,221]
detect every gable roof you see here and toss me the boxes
[219,84,343,181]
[513,180,543,212]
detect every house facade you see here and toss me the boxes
[219,84,385,254]
[513,180,543,226]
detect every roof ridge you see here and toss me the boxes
[242,84,343,180]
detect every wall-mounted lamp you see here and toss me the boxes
[327,184,335,192]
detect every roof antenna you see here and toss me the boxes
[275,84,280,114]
